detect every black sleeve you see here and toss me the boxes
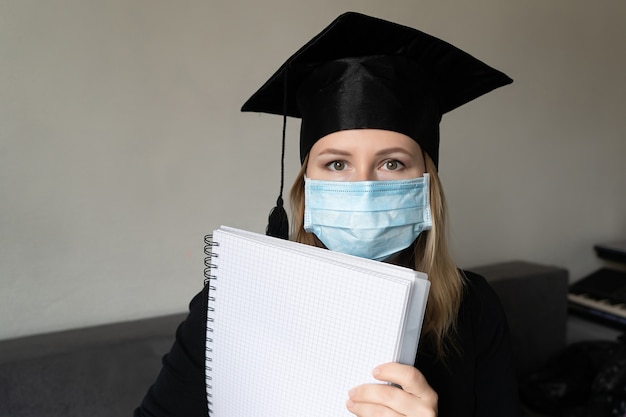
[469,273,523,417]
[134,287,208,417]
[417,272,522,417]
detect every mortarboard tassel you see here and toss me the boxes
[265,71,290,240]
[266,194,289,239]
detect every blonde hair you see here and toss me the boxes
[289,153,465,359]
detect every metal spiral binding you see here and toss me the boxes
[203,234,219,414]
[204,234,219,286]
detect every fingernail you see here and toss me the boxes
[372,366,380,376]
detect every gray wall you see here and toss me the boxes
[1,0,625,341]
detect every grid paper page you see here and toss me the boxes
[207,228,417,417]
[218,226,430,366]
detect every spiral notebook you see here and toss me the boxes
[204,226,430,417]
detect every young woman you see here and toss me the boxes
[135,12,521,417]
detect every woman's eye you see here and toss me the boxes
[384,160,402,170]
[328,161,346,171]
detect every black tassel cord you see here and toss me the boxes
[265,70,290,240]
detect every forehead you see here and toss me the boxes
[309,129,423,155]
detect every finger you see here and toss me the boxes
[348,382,416,414]
[346,396,403,417]
[373,363,438,403]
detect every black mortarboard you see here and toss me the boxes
[242,11,512,238]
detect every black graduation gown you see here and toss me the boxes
[134,271,521,417]
[416,271,522,417]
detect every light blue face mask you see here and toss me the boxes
[304,174,432,261]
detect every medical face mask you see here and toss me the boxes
[304,174,432,261]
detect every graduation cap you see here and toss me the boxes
[241,11,512,239]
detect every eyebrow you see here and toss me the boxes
[316,148,352,156]
[374,147,414,157]
[316,147,414,157]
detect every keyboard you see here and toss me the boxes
[568,268,626,329]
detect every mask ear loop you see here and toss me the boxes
[265,69,290,239]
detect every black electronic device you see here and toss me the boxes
[568,268,626,329]
[568,241,626,330]
[594,241,626,265]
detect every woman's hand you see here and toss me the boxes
[346,362,438,417]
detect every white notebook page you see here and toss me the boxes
[206,226,429,417]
